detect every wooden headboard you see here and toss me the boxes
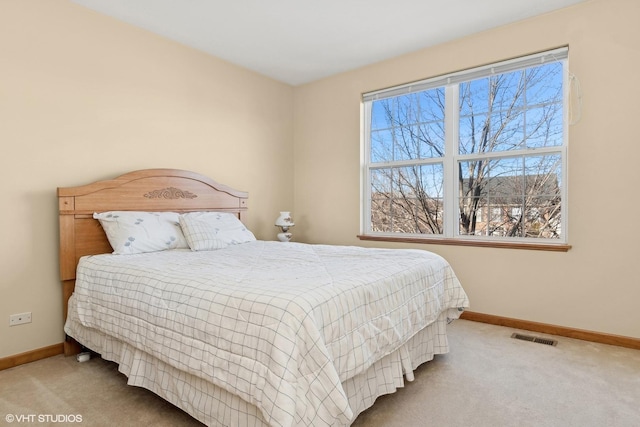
[58,169,248,354]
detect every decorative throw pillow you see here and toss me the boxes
[179,212,256,251]
[94,211,189,255]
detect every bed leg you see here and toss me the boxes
[63,335,82,356]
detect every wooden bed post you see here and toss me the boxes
[59,196,82,355]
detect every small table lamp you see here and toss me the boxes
[275,211,294,242]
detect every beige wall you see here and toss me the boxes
[0,1,294,358]
[293,0,640,339]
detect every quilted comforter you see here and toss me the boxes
[69,241,469,426]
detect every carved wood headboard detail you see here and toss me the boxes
[57,169,248,354]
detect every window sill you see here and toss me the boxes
[357,234,571,252]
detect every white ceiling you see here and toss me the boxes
[71,0,587,86]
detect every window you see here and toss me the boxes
[361,48,569,248]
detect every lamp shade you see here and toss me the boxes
[275,211,294,227]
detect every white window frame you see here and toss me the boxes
[360,48,569,248]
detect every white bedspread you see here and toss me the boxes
[69,241,468,427]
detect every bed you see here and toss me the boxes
[58,168,469,427]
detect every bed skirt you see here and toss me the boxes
[65,295,456,426]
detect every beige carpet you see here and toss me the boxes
[1,320,639,426]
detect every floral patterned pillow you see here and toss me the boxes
[94,211,189,254]
[179,212,256,251]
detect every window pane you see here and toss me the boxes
[459,62,563,155]
[492,110,525,151]
[458,154,562,239]
[416,90,445,158]
[394,125,420,161]
[371,99,391,132]
[370,169,392,232]
[460,78,490,116]
[371,129,393,163]
[526,62,563,106]
[524,107,562,148]
[494,71,526,111]
[370,89,444,162]
[370,164,443,234]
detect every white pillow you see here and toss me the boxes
[179,212,256,251]
[94,211,189,255]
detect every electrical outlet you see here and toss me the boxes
[9,312,32,326]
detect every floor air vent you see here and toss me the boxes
[511,333,557,346]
